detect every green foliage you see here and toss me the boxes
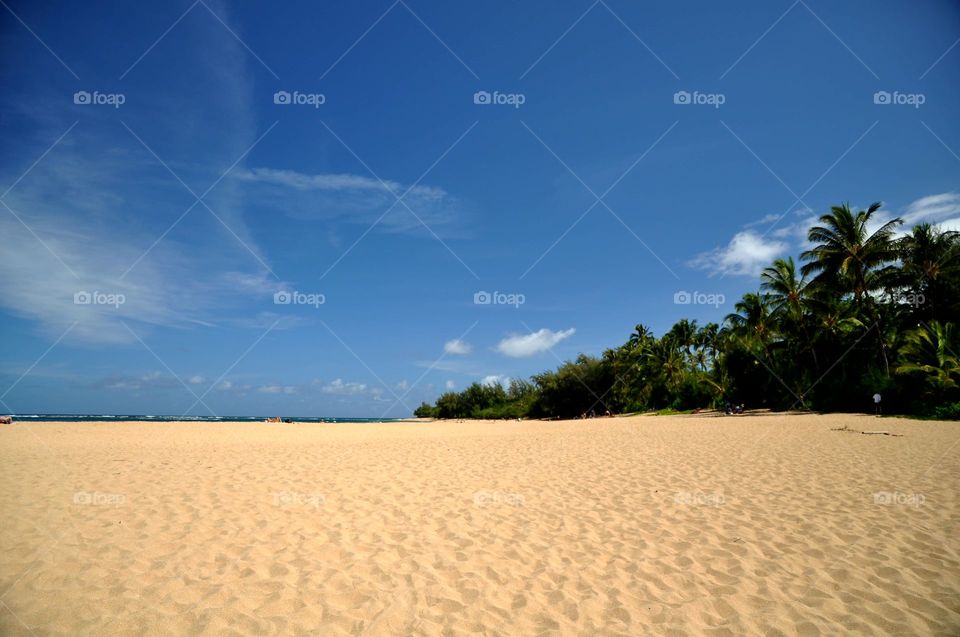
[413,402,437,418]
[528,355,615,419]
[416,207,960,421]
[895,321,960,394]
[927,402,960,420]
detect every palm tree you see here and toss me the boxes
[801,202,902,373]
[656,341,687,394]
[761,256,819,371]
[694,323,720,371]
[628,324,653,346]
[725,292,774,360]
[894,224,960,321]
[801,202,902,301]
[666,319,698,362]
[896,321,960,392]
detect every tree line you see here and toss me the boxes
[415,204,960,420]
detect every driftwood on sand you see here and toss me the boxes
[831,425,903,437]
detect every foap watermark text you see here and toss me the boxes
[473,90,525,108]
[274,90,326,108]
[74,290,125,308]
[74,91,125,108]
[674,90,725,108]
[873,91,925,108]
[73,491,125,507]
[474,291,525,308]
[473,490,525,507]
[673,491,725,507]
[674,290,725,308]
[272,491,325,509]
[274,290,325,308]
[873,491,925,508]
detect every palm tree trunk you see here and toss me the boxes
[867,302,890,377]
[803,325,820,373]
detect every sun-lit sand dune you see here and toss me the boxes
[1,413,958,635]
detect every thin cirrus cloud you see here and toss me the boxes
[233,167,446,199]
[0,5,278,344]
[495,328,576,358]
[231,167,466,237]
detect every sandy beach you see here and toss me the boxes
[0,413,958,636]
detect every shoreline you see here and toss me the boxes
[6,408,950,426]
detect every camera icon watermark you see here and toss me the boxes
[673,90,725,108]
[473,290,525,308]
[673,290,725,308]
[273,290,325,308]
[873,91,925,108]
[873,491,925,508]
[273,90,326,108]
[74,290,125,308]
[73,90,125,108]
[73,491,125,507]
[473,90,526,109]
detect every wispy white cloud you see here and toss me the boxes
[940,218,960,232]
[0,194,299,343]
[0,1,276,344]
[317,378,368,395]
[496,328,575,358]
[845,194,959,238]
[234,168,445,200]
[481,374,511,388]
[102,371,181,391]
[230,167,465,236]
[901,192,960,228]
[689,231,788,277]
[743,212,783,228]
[443,338,472,355]
[258,384,297,394]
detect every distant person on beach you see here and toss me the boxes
[873,393,882,417]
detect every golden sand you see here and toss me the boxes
[1,413,958,636]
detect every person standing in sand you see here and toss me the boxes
[873,392,882,417]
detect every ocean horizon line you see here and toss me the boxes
[3,414,412,423]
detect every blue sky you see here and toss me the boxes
[1,0,958,417]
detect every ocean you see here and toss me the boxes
[5,414,408,423]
